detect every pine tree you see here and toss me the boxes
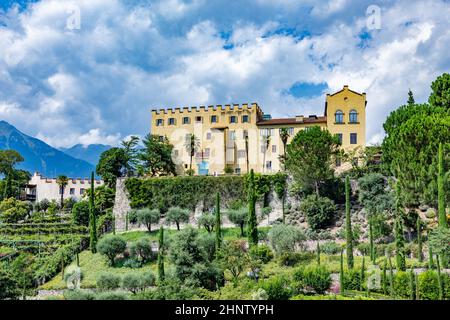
[215,192,222,254]
[158,226,165,282]
[247,169,258,247]
[407,89,415,106]
[360,256,365,292]
[340,249,345,293]
[436,255,443,300]
[89,172,97,253]
[417,217,422,262]
[437,142,447,229]
[345,176,354,269]
[394,184,406,271]
[369,218,375,264]
[316,241,320,266]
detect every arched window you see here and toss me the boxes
[335,110,344,124]
[349,109,358,123]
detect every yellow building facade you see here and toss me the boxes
[151,85,366,175]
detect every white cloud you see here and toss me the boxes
[0,0,449,149]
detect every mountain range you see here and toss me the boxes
[0,120,111,178]
[60,143,111,166]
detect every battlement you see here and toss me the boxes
[151,103,261,115]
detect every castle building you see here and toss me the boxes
[150,85,366,175]
[24,172,104,203]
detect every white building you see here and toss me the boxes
[26,172,104,203]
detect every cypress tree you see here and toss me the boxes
[158,226,165,282]
[414,273,419,300]
[388,254,394,297]
[416,217,422,262]
[394,184,406,271]
[360,256,365,292]
[437,143,447,229]
[409,268,415,300]
[125,212,128,231]
[436,255,443,300]
[316,241,320,266]
[215,192,222,253]
[345,176,354,269]
[340,249,345,293]
[382,260,387,295]
[369,218,375,264]
[247,169,258,247]
[89,172,97,253]
[428,245,434,269]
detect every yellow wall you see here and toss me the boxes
[150,86,366,175]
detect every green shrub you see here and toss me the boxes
[63,290,95,300]
[96,273,121,290]
[136,208,160,232]
[249,244,274,263]
[95,292,129,300]
[293,266,332,294]
[299,195,336,230]
[356,243,371,256]
[96,235,126,266]
[122,258,142,268]
[320,241,341,255]
[122,273,145,294]
[418,270,440,300]
[279,252,315,267]
[269,224,306,255]
[261,276,292,300]
[343,269,363,291]
[130,238,155,263]
[393,271,411,298]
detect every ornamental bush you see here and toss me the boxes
[300,195,336,230]
[95,292,129,300]
[96,235,127,266]
[268,224,306,256]
[416,270,450,300]
[260,276,292,300]
[320,241,341,255]
[279,252,315,267]
[293,266,332,294]
[130,238,155,263]
[343,269,363,291]
[96,273,121,290]
[249,244,274,264]
[393,271,411,298]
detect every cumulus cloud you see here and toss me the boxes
[0,0,449,148]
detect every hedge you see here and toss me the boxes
[125,174,287,212]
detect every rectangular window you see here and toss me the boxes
[156,119,164,126]
[272,145,277,153]
[237,150,246,158]
[230,116,237,124]
[336,133,343,144]
[183,117,190,124]
[230,131,236,140]
[168,118,175,125]
[70,188,75,195]
[242,115,249,123]
[211,115,217,123]
[266,161,272,170]
[80,188,85,195]
[235,168,241,174]
[350,133,357,144]
[260,128,273,137]
[195,116,203,123]
[206,132,212,140]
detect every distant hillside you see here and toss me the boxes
[0,121,96,178]
[60,144,111,166]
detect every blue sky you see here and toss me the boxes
[0,0,449,147]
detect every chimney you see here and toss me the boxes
[295,115,304,122]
